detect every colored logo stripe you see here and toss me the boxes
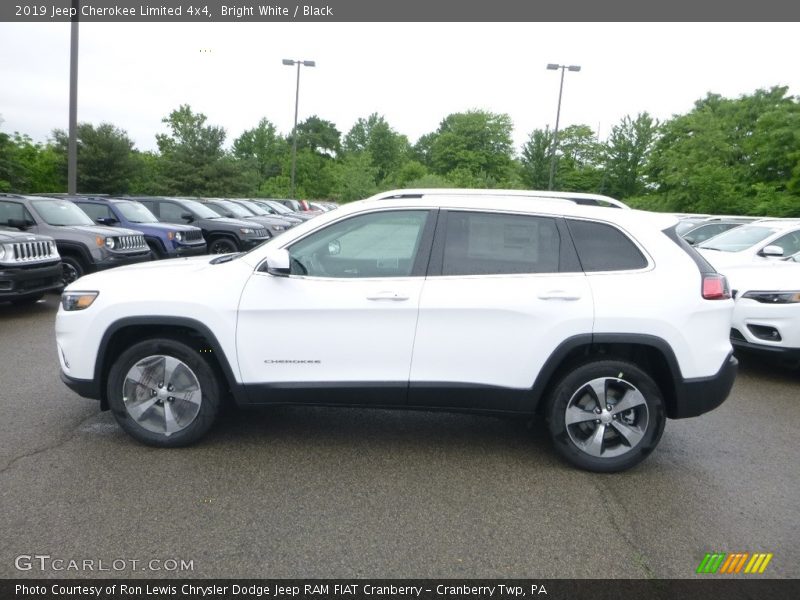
[697,552,773,574]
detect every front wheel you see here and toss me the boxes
[208,237,239,254]
[106,338,222,447]
[61,255,86,286]
[546,360,666,472]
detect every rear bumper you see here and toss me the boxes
[670,351,738,419]
[0,261,63,299]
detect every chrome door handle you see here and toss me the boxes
[538,290,581,301]
[367,291,409,301]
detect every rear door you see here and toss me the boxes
[408,210,593,410]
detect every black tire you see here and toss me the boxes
[208,237,239,254]
[10,293,44,305]
[545,360,666,473]
[106,338,222,447]
[61,255,86,286]
[147,240,164,260]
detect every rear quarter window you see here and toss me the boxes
[566,219,648,272]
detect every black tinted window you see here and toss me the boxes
[442,212,560,275]
[159,202,188,222]
[567,220,647,272]
[76,202,112,221]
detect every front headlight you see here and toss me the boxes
[239,228,254,235]
[61,291,99,311]
[742,291,800,304]
[272,225,286,232]
[174,231,183,242]
[0,245,5,261]
[104,237,116,249]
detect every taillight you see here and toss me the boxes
[702,273,731,300]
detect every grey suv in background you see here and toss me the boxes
[198,198,294,238]
[0,194,150,285]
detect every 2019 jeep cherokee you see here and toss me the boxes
[56,191,737,472]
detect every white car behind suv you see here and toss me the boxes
[56,191,737,472]
[697,219,800,269]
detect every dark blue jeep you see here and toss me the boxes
[67,196,207,258]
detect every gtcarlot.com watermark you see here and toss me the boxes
[15,554,194,572]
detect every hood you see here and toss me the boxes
[203,217,262,229]
[125,222,200,233]
[722,261,800,294]
[62,224,144,237]
[0,230,47,243]
[65,254,216,290]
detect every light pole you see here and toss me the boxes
[546,63,581,191]
[282,58,315,200]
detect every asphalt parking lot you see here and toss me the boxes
[0,294,798,579]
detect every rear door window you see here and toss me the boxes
[567,219,648,272]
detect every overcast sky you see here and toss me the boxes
[1,22,799,154]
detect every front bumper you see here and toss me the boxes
[95,251,152,271]
[171,243,207,257]
[60,369,102,401]
[731,334,800,360]
[241,236,270,250]
[0,261,63,299]
[670,351,738,419]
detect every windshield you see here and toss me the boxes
[676,220,703,235]
[31,199,94,226]
[698,225,777,252]
[116,201,159,223]
[235,200,266,215]
[265,200,293,214]
[178,199,221,219]
[214,200,252,218]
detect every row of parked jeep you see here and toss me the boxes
[0,193,328,305]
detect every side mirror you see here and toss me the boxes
[181,212,194,223]
[261,248,290,277]
[97,217,118,226]
[683,235,696,245]
[761,245,784,257]
[328,240,341,256]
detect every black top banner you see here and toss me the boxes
[2,0,799,22]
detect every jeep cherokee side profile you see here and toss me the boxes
[56,192,737,472]
[0,194,150,285]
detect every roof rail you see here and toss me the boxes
[367,188,629,209]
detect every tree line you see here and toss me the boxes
[1,86,799,216]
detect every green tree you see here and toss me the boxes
[601,113,659,199]
[343,113,410,182]
[520,127,552,189]
[0,130,63,193]
[293,115,341,156]
[331,152,378,202]
[553,124,603,192]
[52,123,138,194]
[233,118,286,193]
[426,110,516,185]
[646,87,800,215]
[156,104,241,196]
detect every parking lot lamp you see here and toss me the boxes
[282,59,316,200]
[546,63,581,190]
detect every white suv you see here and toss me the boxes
[697,219,800,268]
[56,192,737,472]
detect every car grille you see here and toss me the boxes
[7,241,58,264]
[114,235,147,251]
[184,230,204,242]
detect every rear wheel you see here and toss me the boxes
[107,338,222,447]
[546,360,666,472]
